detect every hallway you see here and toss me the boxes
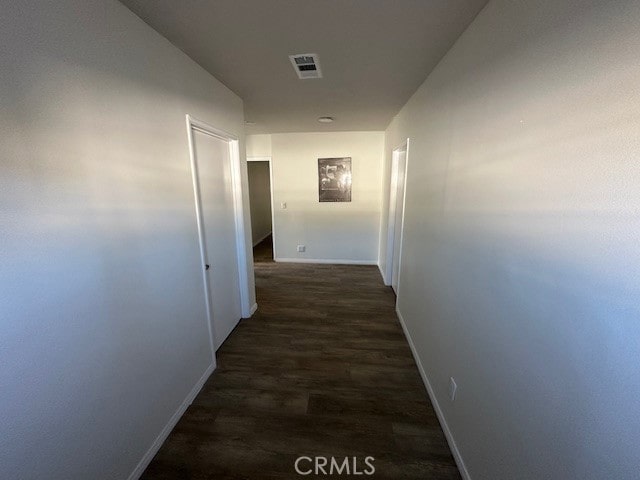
[141,259,460,479]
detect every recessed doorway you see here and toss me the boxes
[247,156,275,263]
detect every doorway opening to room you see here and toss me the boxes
[247,156,275,263]
[385,140,409,296]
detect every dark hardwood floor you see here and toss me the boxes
[141,237,460,479]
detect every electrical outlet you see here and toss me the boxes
[449,377,457,402]
[297,245,305,253]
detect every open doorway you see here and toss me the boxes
[247,156,275,263]
[385,140,409,295]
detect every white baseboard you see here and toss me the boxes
[275,258,378,265]
[252,231,272,247]
[127,363,215,480]
[395,307,471,480]
[249,302,258,316]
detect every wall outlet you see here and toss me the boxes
[280,202,287,209]
[449,377,457,402]
[297,245,305,253]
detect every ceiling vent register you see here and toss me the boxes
[289,53,322,79]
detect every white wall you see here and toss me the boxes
[246,133,272,158]
[383,0,640,479]
[247,161,272,245]
[270,132,384,263]
[0,0,255,478]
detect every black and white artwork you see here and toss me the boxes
[318,157,352,202]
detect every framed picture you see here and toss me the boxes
[318,157,352,202]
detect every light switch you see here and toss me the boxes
[281,202,287,209]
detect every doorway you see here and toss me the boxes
[246,156,275,263]
[385,140,409,295]
[186,115,251,353]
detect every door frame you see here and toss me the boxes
[384,138,410,296]
[246,156,276,259]
[185,114,252,360]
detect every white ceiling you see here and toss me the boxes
[120,0,489,133]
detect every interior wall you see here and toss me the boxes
[0,0,255,478]
[270,132,384,263]
[384,0,640,479]
[246,133,272,158]
[247,161,273,245]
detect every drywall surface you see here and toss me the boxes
[384,0,640,478]
[247,161,272,245]
[271,132,384,263]
[0,0,254,478]
[246,133,272,158]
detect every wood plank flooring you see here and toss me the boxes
[141,238,460,479]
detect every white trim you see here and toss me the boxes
[247,156,276,262]
[249,303,258,316]
[384,151,399,286]
[127,363,215,480]
[396,138,409,298]
[385,139,410,295]
[275,258,378,265]
[229,138,252,318]
[395,307,471,480]
[189,116,237,141]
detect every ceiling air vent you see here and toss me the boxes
[289,53,322,79]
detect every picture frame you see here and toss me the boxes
[318,157,352,202]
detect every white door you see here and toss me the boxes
[192,129,242,349]
[391,149,407,293]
